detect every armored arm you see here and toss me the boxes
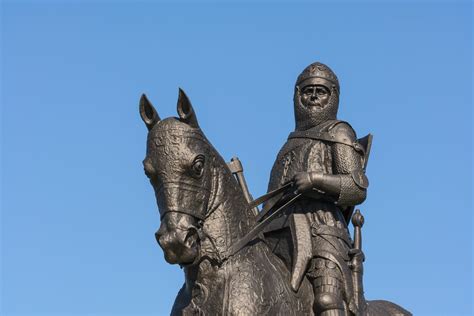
[294,122,368,206]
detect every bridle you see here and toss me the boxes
[158,164,226,266]
[157,156,301,266]
[157,181,211,221]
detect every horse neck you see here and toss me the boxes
[201,154,256,260]
[182,156,256,301]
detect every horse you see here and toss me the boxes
[139,89,411,316]
[139,89,313,315]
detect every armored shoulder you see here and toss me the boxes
[327,121,365,154]
[329,121,356,140]
[329,121,369,195]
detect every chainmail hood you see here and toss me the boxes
[294,62,340,131]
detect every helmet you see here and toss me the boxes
[296,62,339,94]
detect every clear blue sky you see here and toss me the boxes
[1,1,472,315]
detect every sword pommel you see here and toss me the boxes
[352,209,364,250]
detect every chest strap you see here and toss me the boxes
[311,225,352,247]
[288,129,365,154]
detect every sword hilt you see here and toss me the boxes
[352,209,364,250]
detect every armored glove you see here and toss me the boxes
[293,172,341,198]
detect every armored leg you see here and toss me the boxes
[309,257,347,316]
[312,278,345,316]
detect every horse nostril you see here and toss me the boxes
[185,229,199,248]
[155,229,163,245]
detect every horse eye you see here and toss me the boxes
[191,155,205,177]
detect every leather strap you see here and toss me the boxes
[312,225,351,246]
[288,130,365,153]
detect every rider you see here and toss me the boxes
[266,62,368,316]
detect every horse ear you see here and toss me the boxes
[139,94,160,131]
[177,88,199,128]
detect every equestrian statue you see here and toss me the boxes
[138,62,411,315]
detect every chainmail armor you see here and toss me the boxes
[294,87,339,131]
[338,175,365,206]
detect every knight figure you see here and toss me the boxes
[264,62,369,316]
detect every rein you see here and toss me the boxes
[161,172,300,265]
[223,181,301,260]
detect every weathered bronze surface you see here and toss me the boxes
[139,63,411,315]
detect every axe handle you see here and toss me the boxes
[228,157,259,216]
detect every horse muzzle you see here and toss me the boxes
[155,213,200,265]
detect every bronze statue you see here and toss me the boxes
[139,63,411,315]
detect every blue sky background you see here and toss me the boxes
[1,1,472,315]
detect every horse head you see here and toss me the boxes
[139,89,248,266]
